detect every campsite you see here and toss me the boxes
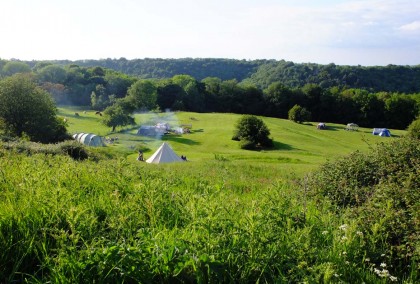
[58,107,407,175]
[0,103,418,283]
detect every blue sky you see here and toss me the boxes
[1,0,420,66]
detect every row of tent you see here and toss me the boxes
[72,133,184,164]
[318,123,391,137]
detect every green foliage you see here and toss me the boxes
[288,104,311,123]
[233,115,273,149]
[0,147,417,283]
[126,79,157,110]
[0,74,69,143]
[407,116,420,139]
[1,61,31,76]
[0,139,89,160]
[102,101,135,132]
[308,137,420,277]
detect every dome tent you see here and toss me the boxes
[72,133,105,146]
[146,142,184,164]
[372,128,391,137]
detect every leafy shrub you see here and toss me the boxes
[57,140,89,160]
[233,115,273,149]
[288,104,311,123]
[309,138,420,208]
[239,139,255,150]
[0,139,89,160]
[308,137,420,278]
[407,116,420,139]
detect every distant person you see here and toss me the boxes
[181,155,187,161]
[137,150,144,161]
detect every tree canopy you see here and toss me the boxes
[233,115,273,149]
[0,74,68,143]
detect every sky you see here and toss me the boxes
[1,0,420,66]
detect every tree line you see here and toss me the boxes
[1,60,419,136]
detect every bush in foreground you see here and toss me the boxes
[309,137,420,278]
[407,116,420,139]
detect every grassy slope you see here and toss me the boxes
[58,107,406,176]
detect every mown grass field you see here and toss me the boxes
[58,107,406,176]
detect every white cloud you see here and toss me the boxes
[399,21,420,32]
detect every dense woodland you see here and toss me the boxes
[16,58,420,93]
[1,58,419,130]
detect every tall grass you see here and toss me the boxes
[1,142,417,282]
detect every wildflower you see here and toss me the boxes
[356,231,363,236]
[389,276,397,282]
[364,258,370,262]
[342,251,347,255]
[380,263,387,268]
[339,224,348,231]
[381,253,385,257]
[380,269,390,277]
[322,230,328,235]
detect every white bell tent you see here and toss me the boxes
[146,142,184,164]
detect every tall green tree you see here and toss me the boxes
[384,95,418,129]
[0,74,68,142]
[37,65,67,84]
[288,104,311,123]
[2,61,31,76]
[232,115,273,149]
[102,102,135,132]
[126,80,157,110]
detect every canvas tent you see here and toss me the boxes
[72,133,105,146]
[372,128,391,137]
[345,123,359,131]
[146,142,184,164]
[137,125,156,136]
[317,123,326,130]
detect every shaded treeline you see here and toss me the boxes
[1,59,419,129]
[14,58,420,93]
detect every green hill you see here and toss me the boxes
[59,108,406,176]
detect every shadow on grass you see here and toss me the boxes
[162,135,201,145]
[271,141,295,151]
[323,126,341,131]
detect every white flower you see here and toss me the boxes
[339,224,348,231]
[356,231,363,236]
[342,251,347,255]
[322,230,328,235]
[380,269,390,277]
[389,276,398,282]
[364,258,370,262]
[334,273,339,277]
[381,253,386,257]
[380,263,387,268]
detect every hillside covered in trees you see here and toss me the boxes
[14,58,420,93]
[1,58,419,132]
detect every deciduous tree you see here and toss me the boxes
[232,115,273,149]
[0,74,68,142]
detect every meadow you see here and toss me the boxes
[0,107,417,283]
[58,107,406,176]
